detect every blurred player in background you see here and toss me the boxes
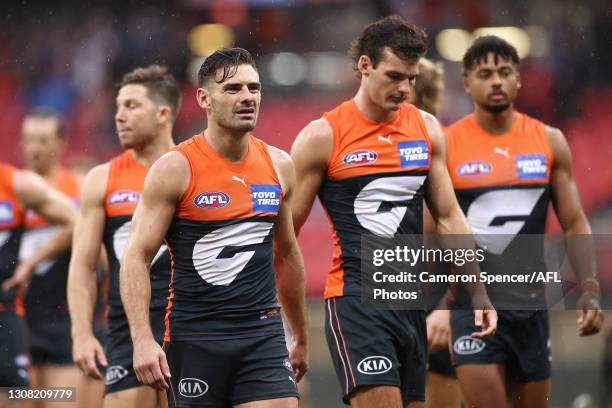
[121,47,308,408]
[409,60,463,408]
[0,161,75,408]
[446,36,603,408]
[15,109,105,408]
[67,65,181,408]
[291,16,496,408]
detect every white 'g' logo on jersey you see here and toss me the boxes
[354,176,427,238]
[113,221,167,265]
[466,188,545,254]
[192,222,275,286]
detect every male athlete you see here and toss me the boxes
[446,36,603,407]
[13,109,85,405]
[67,65,181,408]
[290,16,496,407]
[120,47,308,408]
[0,161,75,407]
[408,60,463,408]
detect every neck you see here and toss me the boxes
[29,163,58,181]
[204,121,249,163]
[132,127,175,167]
[354,86,396,123]
[473,104,515,135]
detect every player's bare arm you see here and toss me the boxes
[269,146,309,382]
[289,118,332,234]
[67,163,110,379]
[548,126,603,336]
[421,110,498,338]
[3,170,76,291]
[120,151,188,390]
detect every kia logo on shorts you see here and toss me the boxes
[357,356,392,375]
[457,160,492,177]
[179,378,209,398]
[105,365,128,385]
[343,150,378,166]
[453,336,486,355]
[194,192,230,209]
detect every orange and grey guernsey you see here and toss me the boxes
[102,150,171,320]
[445,112,553,307]
[164,133,284,341]
[320,100,432,299]
[21,167,80,312]
[0,163,25,309]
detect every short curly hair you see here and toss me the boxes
[463,36,519,74]
[198,47,257,87]
[350,15,427,73]
[119,64,182,119]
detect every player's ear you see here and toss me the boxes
[357,55,372,77]
[157,105,172,125]
[516,70,521,89]
[463,75,471,94]
[196,87,211,110]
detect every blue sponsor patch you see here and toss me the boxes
[0,201,13,225]
[398,140,429,168]
[516,154,547,179]
[251,184,281,213]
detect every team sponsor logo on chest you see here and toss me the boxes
[0,201,14,224]
[515,154,547,179]
[343,149,378,166]
[108,190,141,205]
[251,184,281,213]
[398,140,429,168]
[194,192,231,209]
[457,160,493,177]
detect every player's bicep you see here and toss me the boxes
[125,153,187,263]
[290,120,332,232]
[548,127,588,231]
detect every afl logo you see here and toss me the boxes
[178,378,209,398]
[108,190,140,205]
[194,192,230,209]
[343,150,377,166]
[457,161,492,177]
[357,356,392,375]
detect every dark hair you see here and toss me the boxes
[463,36,519,74]
[198,47,257,87]
[350,15,427,72]
[25,107,66,139]
[119,64,182,119]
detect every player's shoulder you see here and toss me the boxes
[444,114,472,137]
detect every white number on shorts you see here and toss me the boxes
[192,222,275,286]
[354,175,427,238]
[466,188,545,254]
[113,221,167,265]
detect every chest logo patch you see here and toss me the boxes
[457,160,493,177]
[0,201,14,224]
[194,192,231,209]
[398,140,429,168]
[343,150,377,166]
[516,154,547,179]
[108,190,140,205]
[251,184,281,213]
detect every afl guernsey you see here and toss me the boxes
[446,112,553,308]
[0,163,25,309]
[20,167,79,311]
[320,100,432,299]
[102,150,171,321]
[164,133,284,341]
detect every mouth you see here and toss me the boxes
[389,96,406,105]
[236,107,256,119]
[488,92,507,101]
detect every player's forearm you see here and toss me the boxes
[563,217,598,289]
[275,245,309,344]
[120,258,154,342]
[67,265,98,338]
